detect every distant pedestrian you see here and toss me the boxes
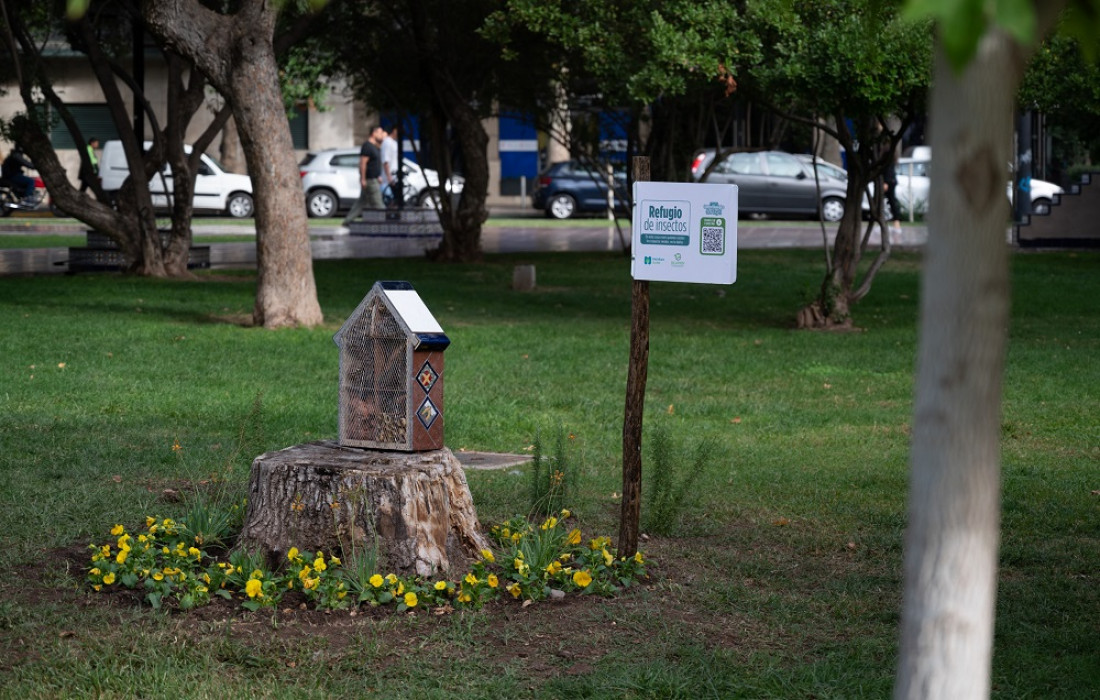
[883,155,902,233]
[80,136,100,192]
[342,125,387,227]
[380,124,399,206]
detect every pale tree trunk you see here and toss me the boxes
[894,33,1023,699]
[547,82,571,164]
[143,0,323,328]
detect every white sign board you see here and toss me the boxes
[631,181,738,284]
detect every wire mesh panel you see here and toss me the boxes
[335,281,449,452]
[338,295,413,450]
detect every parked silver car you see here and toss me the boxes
[298,148,464,218]
[894,148,1064,217]
[691,149,851,222]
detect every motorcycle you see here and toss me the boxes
[0,176,47,217]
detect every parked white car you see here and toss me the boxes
[99,140,254,218]
[893,149,1063,217]
[298,147,465,218]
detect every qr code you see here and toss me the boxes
[701,226,724,254]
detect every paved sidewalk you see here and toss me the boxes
[0,214,927,276]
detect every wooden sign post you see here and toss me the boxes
[619,164,738,558]
[618,156,650,559]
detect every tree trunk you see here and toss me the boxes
[237,441,490,578]
[427,94,489,262]
[230,45,323,328]
[797,119,893,329]
[143,0,323,328]
[894,32,1023,699]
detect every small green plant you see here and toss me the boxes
[528,426,581,515]
[180,497,241,552]
[643,425,710,536]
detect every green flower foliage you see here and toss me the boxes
[86,510,648,615]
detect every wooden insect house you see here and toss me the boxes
[334,281,450,451]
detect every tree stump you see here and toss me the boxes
[237,441,489,577]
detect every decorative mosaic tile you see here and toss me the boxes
[416,361,438,393]
[417,397,439,429]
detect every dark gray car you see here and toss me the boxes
[690,149,851,222]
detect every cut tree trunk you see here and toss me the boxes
[237,441,489,577]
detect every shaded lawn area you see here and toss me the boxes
[0,249,1096,697]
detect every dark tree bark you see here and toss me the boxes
[408,2,489,262]
[795,114,903,329]
[143,0,323,328]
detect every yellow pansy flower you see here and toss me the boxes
[545,561,562,575]
[111,524,124,536]
[287,547,299,561]
[115,549,128,565]
[434,580,448,591]
[602,549,614,566]
[541,516,558,531]
[572,570,593,588]
[634,552,644,565]
[560,509,571,518]
[480,548,495,563]
[386,573,398,585]
[313,557,327,572]
[457,591,472,603]
[507,582,522,599]
[370,574,384,588]
[465,573,479,586]
[487,574,499,588]
[245,579,263,598]
[404,592,418,608]
[567,528,582,545]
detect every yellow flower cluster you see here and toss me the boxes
[88,510,647,614]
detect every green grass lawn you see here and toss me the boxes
[0,249,1096,697]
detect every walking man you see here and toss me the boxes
[380,124,399,207]
[342,125,387,227]
[80,137,100,193]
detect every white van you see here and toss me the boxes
[99,140,254,218]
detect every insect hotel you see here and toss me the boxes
[237,280,489,575]
[333,281,450,451]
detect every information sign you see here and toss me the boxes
[630,181,738,284]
